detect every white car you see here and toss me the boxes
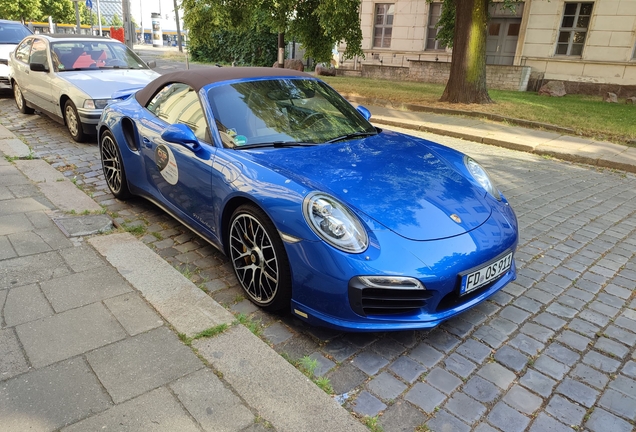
[0,19,32,89]
[9,34,160,142]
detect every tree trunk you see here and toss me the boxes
[173,0,183,52]
[276,31,285,68]
[439,0,492,104]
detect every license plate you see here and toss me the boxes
[460,252,513,295]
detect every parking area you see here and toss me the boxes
[1,92,635,432]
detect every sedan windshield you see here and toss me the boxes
[207,78,377,148]
[0,22,32,44]
[51,40,148,71]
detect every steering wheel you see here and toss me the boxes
[105,59,128,67]
[299,112,328,129]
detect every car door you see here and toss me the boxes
[138,83,219,239]
[24,38,55,114]
[11,37,33,99]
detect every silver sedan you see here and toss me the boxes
[9,34,160,142]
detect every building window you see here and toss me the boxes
[426,2,445,50]
[556,2,593,56]
[373,4,394,48]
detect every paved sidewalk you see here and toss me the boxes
[0,132,365,431]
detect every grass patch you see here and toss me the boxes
[363,415,384,432]
[122,224,146,236]
[234,313,263,336]
[281,354,335,395]
[178,323,229,346]
[321,76,636,144]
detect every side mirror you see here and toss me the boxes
[30,62,48,72]
[161,123,200,151]
[356,105,372,121]
[146,60,156,68]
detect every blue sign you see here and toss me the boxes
[86,0,92,9]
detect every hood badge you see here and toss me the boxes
[450,214,462,224]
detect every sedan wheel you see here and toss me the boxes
[64,100,86,142]
[14,82,34,114]
[100,130,131,200]
[229,205,292,311]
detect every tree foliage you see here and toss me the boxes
[182,3,277,66]
[110,13,123,28]
[182,0,363,65]
[38,0,73,23]
[0,0,41,21]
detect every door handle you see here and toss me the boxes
[142,137,151,148]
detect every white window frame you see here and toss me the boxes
[555,2,593,56]
[373,3,394,49]
[426,2,445,51]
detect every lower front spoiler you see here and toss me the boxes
[290,261,516,332]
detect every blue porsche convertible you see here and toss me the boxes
[98,68,518,331]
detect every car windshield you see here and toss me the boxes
[0,22,32,44]
[51,40,148,71]
[206,78,377,148]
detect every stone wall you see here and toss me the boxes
[338,61,532,91]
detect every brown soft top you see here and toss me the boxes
[135,67,313,107]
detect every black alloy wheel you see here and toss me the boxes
[100,130,131,200]
[228,204,292,311]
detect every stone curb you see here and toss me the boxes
[13,159,103,213]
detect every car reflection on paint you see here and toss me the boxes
[97,67,518,332]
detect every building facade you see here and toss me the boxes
[338,0,636,94]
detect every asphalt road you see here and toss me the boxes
[1,60,636,431]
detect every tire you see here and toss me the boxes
[64,100,86,142]
[228,204,292,312]
[14,82,34,114]
[100,130,131,200]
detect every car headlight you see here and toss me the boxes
[83,99,111,109]
[465,157,501,200]
[303,192,368,253]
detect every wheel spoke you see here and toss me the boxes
[101,136,122,194]
[229,213,280,305]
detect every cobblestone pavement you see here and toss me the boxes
[1,94,635,432]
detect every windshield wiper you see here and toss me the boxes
[327,131,377,143]
[236,141,319,150]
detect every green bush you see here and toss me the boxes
[190,28,277,67]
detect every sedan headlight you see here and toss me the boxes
[465,157,501,200]
[303,192,368,253]
[83,99,111,110]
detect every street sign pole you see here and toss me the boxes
[74,1,81,34]
[97,0,102,36]
[86,0,93,35]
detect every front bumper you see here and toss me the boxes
[285,196,518,332]
[0,63,10,88]
[77,107,102,135]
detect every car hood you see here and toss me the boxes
[247,131,493,241]
[58,69,159,99]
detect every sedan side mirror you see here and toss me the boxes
[30,62,49,72]
[146,60,156,68]
[356,105,372,121]
[161,123,200,151]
